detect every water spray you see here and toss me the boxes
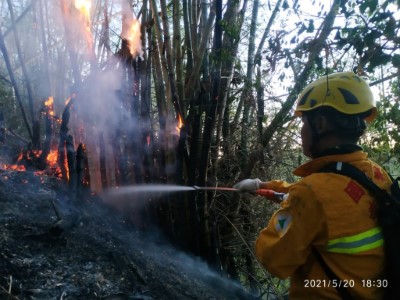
[106,184,285,203]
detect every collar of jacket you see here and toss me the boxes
[293,147,367,177]
[312,144,363,158]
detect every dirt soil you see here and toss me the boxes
[0,146,256,300]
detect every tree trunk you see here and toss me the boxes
[173,0,185,115]
[37,0,52,98]
[239,0,259,168]
[0,29,33,141]
[182,0,194,85]
[256,67,264,138]
[212,0,248,175]
[197,0,222,263]
[6,0,37,145]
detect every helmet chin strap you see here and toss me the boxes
[307,115,338,158]
[309,130,336,158]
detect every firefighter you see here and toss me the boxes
[234,72,392,299]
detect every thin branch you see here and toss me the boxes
[370,71,400,86]
[219,213,284,300]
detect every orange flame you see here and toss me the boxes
[74,0,91,22]
[47,149,58,166]
[44,96,55,116]
[125,19,142,57]
[44,96,53,106]
[65,96,71,106]
[73,0,93,53]
[176,114,184,133]
[1,147,69,180]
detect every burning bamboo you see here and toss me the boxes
[38,97,55,170]
[58,96,74,182]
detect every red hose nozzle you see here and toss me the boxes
[255,189,285,203]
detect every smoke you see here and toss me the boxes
[82,58,124,132]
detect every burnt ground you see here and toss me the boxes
[0,146,257,300]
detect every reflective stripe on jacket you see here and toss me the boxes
[255,151,392,299]
[327,226,383,254]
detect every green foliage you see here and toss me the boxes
[359,0,378,14]
[362,77,400,176]
[282,0,289,10]
[336,0,400,73]
[220,19,241,41]
[306,19,315,33]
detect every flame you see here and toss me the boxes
[1,148,69,180]
[176,114,184,133]
[65,96,71,106]
[74,0,91,22]
[47,149,58,166]
[125,19,142,57]
[73,0,93,53]
[49,148,69,180]
[44,96,55,116]
[44,96,53,106]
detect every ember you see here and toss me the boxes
[4,164,26,172]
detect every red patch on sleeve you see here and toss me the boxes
[373,166,385,181]
[344,181,365,204]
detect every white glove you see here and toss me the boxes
[233,178,262,193]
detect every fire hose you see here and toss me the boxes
[193,186,285,203]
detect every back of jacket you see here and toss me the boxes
[255,151,392,299]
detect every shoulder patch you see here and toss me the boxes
[274,211,292,238]
[345,180,365,204]
[373,166,385,181]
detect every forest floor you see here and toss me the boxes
[0,144,257,300]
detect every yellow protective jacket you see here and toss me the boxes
[255,150,392,299]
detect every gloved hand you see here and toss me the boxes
[233,178,262,193]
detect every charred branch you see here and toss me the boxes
[66,135,76,191]
[99,132,107,189]
[76,143,89,196]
